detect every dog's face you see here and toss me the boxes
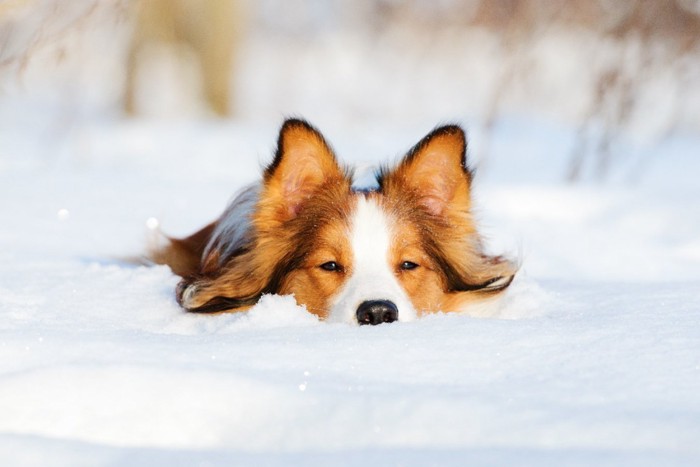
[278,194,421,323]
[177,120,515,324]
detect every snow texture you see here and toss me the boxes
[1,115,699,466]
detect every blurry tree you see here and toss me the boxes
[0,0,132,126]
[1,0,698,181]
[564,0,700,180]
[366,0,700,181]
[0,0,116,73]
[125,0,243,117]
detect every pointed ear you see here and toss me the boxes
[383,125,470,216]
[263,119,345,220]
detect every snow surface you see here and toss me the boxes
[1,116,700,467]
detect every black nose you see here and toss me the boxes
[356,300,398,325]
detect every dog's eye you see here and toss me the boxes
[320,261,342,272]
[400,261,419,270]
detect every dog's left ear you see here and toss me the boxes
[383,125,470,216]
[263,119,346,220]
[382,125,518,294]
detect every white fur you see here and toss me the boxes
[326,196,418,324]
[203,184,259,264]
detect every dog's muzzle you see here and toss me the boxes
[356,300,398,325]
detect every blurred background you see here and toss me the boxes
[1,0,699,181]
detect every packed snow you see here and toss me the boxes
[1,114,699,466]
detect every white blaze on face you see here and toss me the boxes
[327,196,418,324]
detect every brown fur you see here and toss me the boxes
[151,119,516,318]
[150,222,216,277]
[380,125,515,293]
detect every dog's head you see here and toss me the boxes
[178,119,516,324]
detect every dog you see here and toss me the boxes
[150,118,516,325]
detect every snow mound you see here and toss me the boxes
[1,118,699,465]
[208,293,321,333]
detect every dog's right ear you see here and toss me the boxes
[263,119,346,220]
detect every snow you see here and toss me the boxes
[1,115,699,466]
[1,2,700,463]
